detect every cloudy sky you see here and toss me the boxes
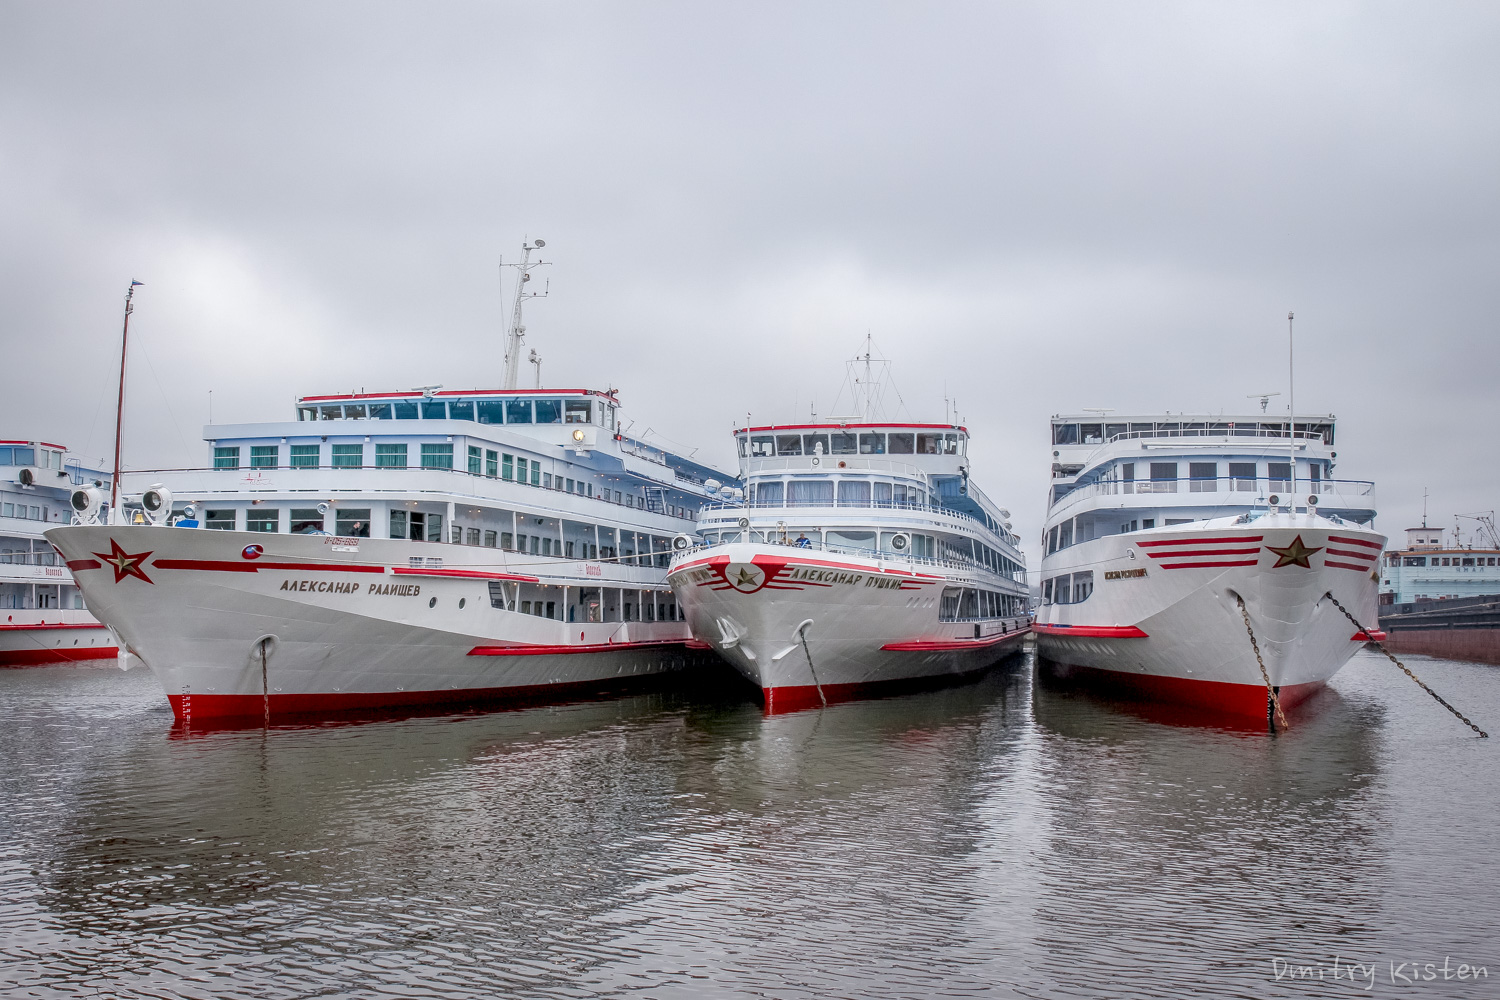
[3,2,1498,560]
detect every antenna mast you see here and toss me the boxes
[110,281,143,524]
[500,238,550,390]
[1288,311,1296,508]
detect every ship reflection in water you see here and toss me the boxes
[1,650,1496,998]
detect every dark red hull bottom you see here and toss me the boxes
[1040,658,1324,723]
[0,646,119,667]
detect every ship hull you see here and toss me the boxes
[45,524,700,721]
[1034,516,1384,721]
[669,544,1029,713]
[0,611,118,666]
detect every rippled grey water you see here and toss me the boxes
[2,649,1497,999]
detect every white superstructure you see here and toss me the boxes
[47,386,736,722]
[1033,413,1384,723]
[669,417,1030,712]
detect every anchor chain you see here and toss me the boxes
[1235,596,1288,732]
[795,620,827,708]
[1322,592,1488,738]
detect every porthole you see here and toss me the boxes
[459,598,466,609]
[428,597,437,608]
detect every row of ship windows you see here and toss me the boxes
[702,526,1023,577]
[1040,572,1094,606]
[1393,556,1499,568]
[1053,421,1334,446]
[1098,461,1322,488]
[212,445,687,517]
[743,432,963,458]
[938,587,1029,620]
[297,398,609,427]
[0,447,65,469]
[2,496,51,522]
[485,583,681,623]
[747,479,929,507]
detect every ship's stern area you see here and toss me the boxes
[669,543,1029,712]
[46,524,695,721]
[1034,514,1384,718]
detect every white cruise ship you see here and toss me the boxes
[1,439,118,665]
[668,385,1030,712]
[1033,413,1384,723]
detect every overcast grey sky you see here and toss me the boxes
[3,2,1497,561]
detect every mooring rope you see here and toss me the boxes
[1321,592,1488,738]
[1235,595,1288,732]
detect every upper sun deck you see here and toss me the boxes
[1050,414,1336,480]
[733,422,967,480]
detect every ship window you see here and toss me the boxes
[535,399,562,423]
[501,454,513,479]
[484,530,497,547]
[1054,575,1072,604]
[1047,525,1059,554]
[738,437,748,458]
[368,403,393,419]
[213,446,240,470]
[320,405,344,420]
[753,481,783,505]
[1148,463,1178,493]
[468,446,482,475]
[251,446,278,469]
[1042,578,1053,605]
[1058,521,1073,548]
[419,400,446,419]
[333,509,369,536]
[1268,462,1291,490]
[506,399,533,423]
[830,432,858,455]
[246,508,279,532]
[916,433,942,454]
[204,509,235,530]
[0,447,10,464]
[421,444,453,469]
[837,480,871,505]
[344,404,367,420]
[1072,571,1093,603]
[332,444,363,468]
[1105,423,1126,440]
[565,400,591,423]
[1157,423,1180,436]
[1142,519,1155,529]
[1463,558,1475,567]
[1402,557,1425,567]
[1184,422,1205,432]
[803,433,829,456]
[290,444,319,468]
[448,400,474,421]
[290,508,323,533]
[297,406,317,422]
[788,479,833,506]
[530,461,541,486]
[1229,462,1256,491]
[486,450,498,477]
[394,400,419,419]
[887,433,914,454]
[943,434,959,455]
[874,482,893,503]
[1053,424,1079,445]
[476,400,505,424]
[859,433,885,454]
[1081,424,1102,444]
[376,443,407,468]
[775,435,802,456]
[1189,462,1217,492]
[1129,423,1153,433]
[750,435,775,457]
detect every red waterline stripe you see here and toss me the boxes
[1137,536,1264,547]
[1159,559,1260,569]
[0,646,119,666]
[152,559,386,574]
[467,639,692,657]
[1328,535,1383,549]
[1326,560,1374,572]
[66,559,101,571]
[1031,624,1148,638]
[1144,547,1260,558]
[881,628,1030,651]
[0,622,108,631]
[391,567,539,583]
[1326,547,1377,560]
[1352,630,1387,641]
[1037,659,1325,721]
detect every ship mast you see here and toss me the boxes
[1288,311,1296,508]
[110,281,143,524]
[500,238,550,390]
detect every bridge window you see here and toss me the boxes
[802,433,829,456]
[1081,424,1102,444]
[506,400,532,423]
[376,443,407,469]
[420,400,446,419]
[750,435,774,457]
[344,404,367,419]
[476,400,505,424]
[944,434,960,455]
[565,400,591,423]
[535,399,562,423]
[394,400,419,419]
[887,433,914,454]
[830,432,858,455]
[368,403,393,419]
[775,434,802,456]
[448,400,474,421]
[859,433,885,454]
[298,406,317,421]
[917,433,943,454]
[319,405,344,420]
[1106,423,1126,440]
[1053,424,1079,445]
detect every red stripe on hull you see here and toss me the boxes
[392,567,539,582]
[881,627,1031,652]
[1041,660,1324,720]
[1327,535,1383,549]
[1325,560,1374,571]
[1032,624,1148,638]
[1144,548,1260,558]
[467,639,692,656]
[1159,559,1260,569]
[0,622,106,631]
[1137,536,1264,547]
[0,646,119,666]
[1326,547,1377,560]
[1352,630,1387,641]
[151,559,386,574]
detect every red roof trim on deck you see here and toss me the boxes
[735,422,967,435]
[298,388,613,403]
[390,567,539,583]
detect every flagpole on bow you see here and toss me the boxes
[110,281,143,525]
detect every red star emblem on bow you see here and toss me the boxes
[1265,534,1323,569]
[91,538,155,584]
